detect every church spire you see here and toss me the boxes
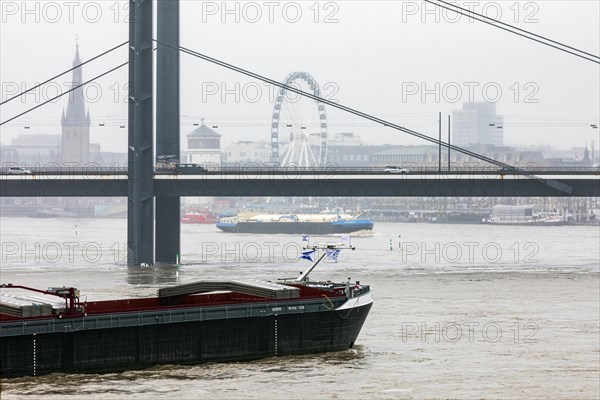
[74,35,81,64]
[62,38,89,126]
[61,37,91,165]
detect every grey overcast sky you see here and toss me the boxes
[1,0,599,152]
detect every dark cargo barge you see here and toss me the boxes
[0,245,372,377]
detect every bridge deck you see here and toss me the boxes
[1,172,598,197]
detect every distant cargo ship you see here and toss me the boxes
[216,212,374,234]
[0,243,372,377]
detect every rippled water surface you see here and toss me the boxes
[1,218,598,399]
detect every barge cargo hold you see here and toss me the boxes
[0,245,372,377]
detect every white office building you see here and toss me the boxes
[224,140,271,164]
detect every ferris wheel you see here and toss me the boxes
[270,72,328,168]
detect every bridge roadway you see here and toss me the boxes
[1,170,598,197]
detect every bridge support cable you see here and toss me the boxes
[0,41,128,107]
[153,39,573,194]
[424,0,599,64]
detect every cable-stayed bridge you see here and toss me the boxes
[1,0,598,265]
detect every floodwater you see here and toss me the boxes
[0,218,598,399]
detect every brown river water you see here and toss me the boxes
[0,218,598,399]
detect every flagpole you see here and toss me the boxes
[296,252,327,282]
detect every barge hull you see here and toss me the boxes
[0,303,371,377]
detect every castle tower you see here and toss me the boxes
[61,41,90,165]
[185,119,221,165]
